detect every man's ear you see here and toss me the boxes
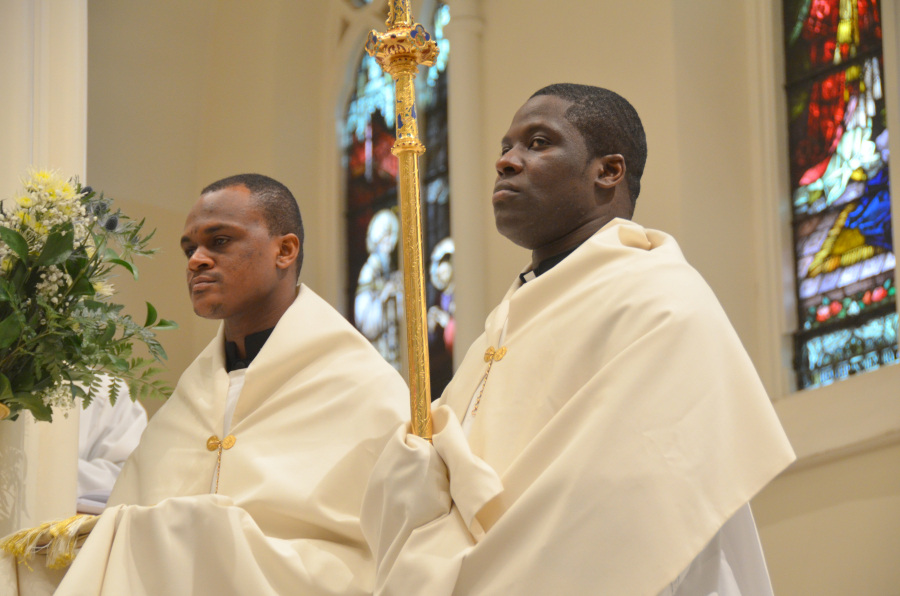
[595,154,627,190]
[275,233,301,271]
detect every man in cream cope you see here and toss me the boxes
[55,174,408,595]
[361,84,797,596]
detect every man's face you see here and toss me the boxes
[180,185,283,320]
[493,95,602,249]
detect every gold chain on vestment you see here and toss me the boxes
[471,347,507,418]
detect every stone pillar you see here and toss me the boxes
[0,0,86,537]
[445,0,487,369]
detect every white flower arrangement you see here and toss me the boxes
[0,169,176,422]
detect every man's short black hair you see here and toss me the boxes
[531,84,647,203]
[201,173,305,275]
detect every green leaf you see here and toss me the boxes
[144,302,158,327]
[0,226,29,261]
[69,276,95,296]
[8,392,52,422]
[65,256,89,279]
[0,373,12,401]
[0,313,23,349]
[108,380,121,406]
[68,382,86,399]
[0,278,12,302]
[99,322,117,344]
[9,260,27,289]
[109,355,129,371]
[36,224,75,266]
[155,318,178,331]
[17,367,34,393]
[108,258,137,280]
[103,248,119,261]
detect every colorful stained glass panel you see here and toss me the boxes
[797,312,898,388]
[783,0,882,81]
[784,0,897,390]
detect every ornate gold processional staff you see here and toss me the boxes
[366,1,440,440]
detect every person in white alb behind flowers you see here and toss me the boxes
[76,376,147,514]
[360,84,796,596]
[54,174,408,596]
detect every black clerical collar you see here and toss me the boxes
[225,327,275,372]
[519,242,585,285]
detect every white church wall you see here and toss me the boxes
[477,0,687,310]
[87,0,219,417]
[87,0,331,415]
[755,441,900,596]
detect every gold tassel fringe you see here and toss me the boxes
[0,514,98,570]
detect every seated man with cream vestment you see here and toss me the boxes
[361,85,797,596]
[46,174,408,595]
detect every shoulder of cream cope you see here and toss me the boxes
[600,219,736,330]
[159,284,406,410]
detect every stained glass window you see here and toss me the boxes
[420,3,453,397]
[344,3,453,397]
[783,0,897,390]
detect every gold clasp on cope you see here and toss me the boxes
[483,347,507,362]
[207,435,237,451]
[472,346,507,418]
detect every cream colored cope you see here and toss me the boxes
[361,219,796,596]
[53,285,408,596]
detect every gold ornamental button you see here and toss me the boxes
[222,435,237,450]
[484,347,507,362]
[207,436,221,451]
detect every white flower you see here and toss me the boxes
[13,194,33,208]
[4,170,90,252]
[35,266,73,300]
[41,383,75,411]
[93,281,114,297]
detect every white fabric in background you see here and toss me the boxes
[77,378,147,501]
[658,504,773,596]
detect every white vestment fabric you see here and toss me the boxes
[77,378,147,505]
[55,285,408,596]
[462,347,772,596]
[458,313,772,596]
[657,504,772,596]
[210,369,246,493]
[361,219,796,596]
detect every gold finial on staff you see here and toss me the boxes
[366,0,439,440]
